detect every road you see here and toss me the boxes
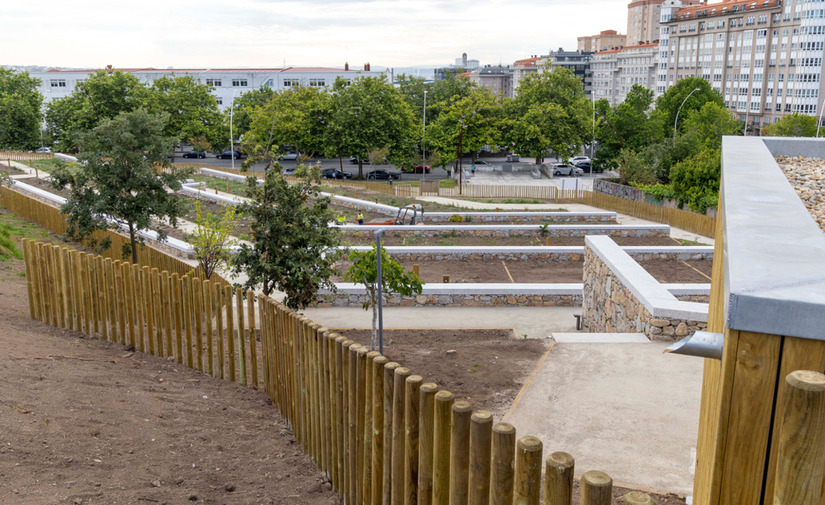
[174,154,611,183]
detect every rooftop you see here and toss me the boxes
[666,0,782,22]
[44,66,371,74]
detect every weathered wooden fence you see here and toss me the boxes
[23,238,659,505]
[0,150,55,162]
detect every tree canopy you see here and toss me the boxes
[50,109,191,263]
[651,77,724,138]
[0,69,43,150]
[765,112,818,137]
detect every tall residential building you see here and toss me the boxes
[578,30,628,53]
[592,42,660,105]
[546,48,595,97]
[469,65,514,98]
[33,65,384,110]
[627,0,704,45]
[657,0,825,129]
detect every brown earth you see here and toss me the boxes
[333,258,712,284]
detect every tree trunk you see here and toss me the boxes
[359,160,364,179]
[129,223,138,264]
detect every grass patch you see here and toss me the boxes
[0,209,51,242]
[24,158,72,175]
[190,174,250,197]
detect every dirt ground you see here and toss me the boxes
[334,258,712,284]
[338,329,547,418]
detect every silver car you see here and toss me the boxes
[553,163,583,176]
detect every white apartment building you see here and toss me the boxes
[592,42,660,105]
[32,65,386,110]
[657,0,825,128]
[513,56,542,92]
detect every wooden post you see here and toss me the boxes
[358,350,375,505]
[183,275,194,367]
[413,264,420,280]
[371,355,388,505]
[225,285,235,381]
[432,391,454,505]
[335,336,347,497]
[624,491,655,505]
[404,375,423,505]
[468,410,493,505]
[383,361,400,505]
[546,237,552,246]
[204,280,214,376]
[773,370,825,505]
[236,287,246,385]
[124,262,135,348]
[87,254,97,335]
[347,343,360,505]
[442,275,450,284]
[580,471,612,505]
[54,246,66,329]
[106,259,117,341]
[514,436,543,505]
[391,367,412,505]
[449,401,473,505]
[141,266,154,354]
[172,273,183,363]
[95,256,106,338]
[490,423,516,505]
[162,272,173,357]
[247,290,258,388]
[23,241,38,321]
[417,382,439,505]
[132,264,144,351]
[193,278,204,371]
[340,339,354,502]
[215,282,224,378]
[151,268,163,353]
[356,346,369,505]
[544,452,574,505]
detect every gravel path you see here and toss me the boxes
[776,156,825,232]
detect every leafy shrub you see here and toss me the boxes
[669,147,721,213]
[449,215,465,222]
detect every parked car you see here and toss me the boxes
[35,147,51,154]
[574,161,591,173]
[279,152,298,160]
[183,150,206,159]
[403,165,430,174]
[322,168,352,179]
[367,169,400,180]
[217,150,243,160]
[282,167,296,176]
[553,163,584,176]
[568,156,590,166]
[349,157,371,164]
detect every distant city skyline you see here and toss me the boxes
[2,0,628,70]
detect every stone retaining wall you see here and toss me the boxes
[582,235,708,341]
[317,292,582,308]
[340,224,670,239]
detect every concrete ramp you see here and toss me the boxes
[503,335,702,496]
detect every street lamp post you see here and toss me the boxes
[673,87,702,141]
[375,229,386,354]
[229,89,239,171]
[422,90,427,182]
[817,96,825,137]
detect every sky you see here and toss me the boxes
[2,0,628,71]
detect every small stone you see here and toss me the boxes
[151,480,161,488]
[446,350,457,355]
[675,322,690,337]
[650,319,671,328]
[189,494,198,501]
[225,483,236,492]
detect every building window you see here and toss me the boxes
[283,79,300,87]
[50,79,66,88]
[232,79,248,87]
[309,79,325,87]
[206,79,221,87]
[216,97,223,105]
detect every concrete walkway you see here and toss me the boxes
[503,337,702,496]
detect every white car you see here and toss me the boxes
[568,156,590,165]
[35,147,51,154]
[553,163,584,177]
[279,152,298,160]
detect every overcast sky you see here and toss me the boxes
[3,0,627,71]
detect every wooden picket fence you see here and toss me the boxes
[0,185,229,285]
[22,238,658,505]
[0,150,55,162]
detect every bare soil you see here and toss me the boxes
[17,175,72,199]
[338,329,547,418]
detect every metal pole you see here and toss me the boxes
[817,96,825,137]
[423,90,427,182]
[673,87,701,141]
[375,229,386,355]
[230,89,239,171]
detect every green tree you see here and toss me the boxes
[148,75,227,154]
[765,112,818,137]
[617,148,658,186]
[50,109,191,263]
[426,87,502,168]
[243,86,330,158]
[230,86,276,140]
[345,245,423,350]
[652,77,724,138]
[46,70,151,152]
[594,85,662,170]
[326,76,416,178]
[232,168,341,308]
[0,69,43,149]
[507,65,591,163]
[670,147,721,213]
[681,102,742,149]
[190,200,237,280]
